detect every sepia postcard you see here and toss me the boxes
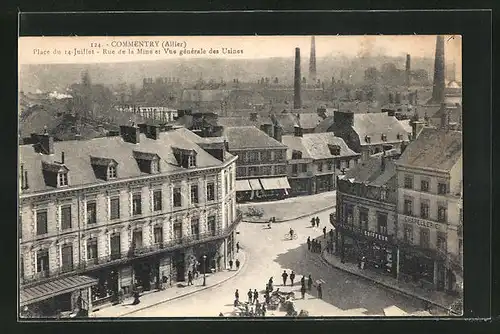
[18,35,463,319]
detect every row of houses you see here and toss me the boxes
[333,127,463,296]
[19,124,241,317]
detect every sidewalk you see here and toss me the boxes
[90,250,247,318]
[240,191,336,223]
[320,250,460,315]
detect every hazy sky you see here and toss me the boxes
[19,35,462,65]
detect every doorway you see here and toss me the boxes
[174,251,185,282]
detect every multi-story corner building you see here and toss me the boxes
[18,124,240,317]
[223,126,291,202]
[395,127,462,293]
[333,153,400,278]
[282,129,360,196]
[331,110,411,161]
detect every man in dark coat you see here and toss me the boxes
[317,283,323,299]
[253,289,259,304]
[229,259,233,270]
[187,271,193,285]
[247,289,253,303]
[300,284,306,299]
[316,217,320,228]
[234,289,240,305]
[236,259,240,270]
[301,275,306,287]
[236,242,240,253]
[282,270,289,286]
[289,271,296,286]
[329,228,334,240]
[323,226,327,239]
[311,217,315,227]
[307,237,311,251]
[318,241,322,253]
[307,274,313,291]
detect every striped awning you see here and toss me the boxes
[248,179,263,191]
[20,275,98,307]
[235,179,252,192]
[260,177,284,190]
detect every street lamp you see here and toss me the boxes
[203,255,207,286]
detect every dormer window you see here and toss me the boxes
[133,151,161,174]
[292,150,302,159]
[396,133,401,140]
[188,156,196,168]
[328,144,341,156]
[173,147,197,169]
[108,165,117,179]
[58,171,68,187]
[365,135,371,143]
[381,134,387,141]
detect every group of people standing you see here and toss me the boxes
[228,259,241,271]
[307,237,322,253]
[310,217,321,228]
[233,287,267,317]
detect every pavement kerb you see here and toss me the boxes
[243,205,336,224]
[319,250,458,316]
[111,250,249,317]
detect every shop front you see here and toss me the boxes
[288,177,312,196]
[398,247,436,290]
[89,266,120,306]
[193,240,221,274]
[172,250,186,282]
[132,255,161,292]
[315,174,334,193]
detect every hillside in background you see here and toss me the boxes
[19,55,437,93]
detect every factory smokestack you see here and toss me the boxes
[309,36,317,83]
[429,35,445,104]
[294,47,302,109]
[405,54,411,87]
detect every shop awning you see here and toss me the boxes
[277,177,291,189]
[20,275,98,307]
[260,177,285,190]
[235,179,252,192]
[248,179,263,191]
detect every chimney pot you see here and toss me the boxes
[61,152,65,164]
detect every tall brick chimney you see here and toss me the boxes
[429,35,445,104]
[405,54,411,87]
[294,47,302,110]
[309,36,317,83]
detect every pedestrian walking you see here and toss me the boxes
[234,289,240,305]
[236,242,240,253]
[329,228,334,240]
[282,270,289,286]
[247,289,253,303]
[307,274,313,291]
[268,277,274,291]
[318,241,322,253]
[300,284,306,299]
[323,226,327,239]
[187,271,193,285]
[236,259,240,270]
[229,259,233,270]
[316,217,320,228]
[253,289,259,304]
[307,237,311,251]
[317,283,323,299]
[272,217,276,224]
[132,290,140,305]
[311,217,315,228]
[290,271,296,286]
[301,275,305,287]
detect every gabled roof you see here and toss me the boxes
[352,113,410,146]
[223,126,287,150]
[282,133,358,160]
[343,155,396,187]
[314,116,335,133]
[396,127,462,171]
[20,129,226,194]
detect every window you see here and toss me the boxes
[420,180,429,192]
[336,160,341,169]
[188,155,196,168]
[438,205,447,223]
[110,197,120,220]
[107,165,117,179]
[437,232,447,251]
[132,229,143,249]
[261,166,271,175]
[86,201,97,225]
[274,150,284,161]
[61,244,74,273]
[225,172,229,195]
[207,182,215,201]
[420,201,430,219]
[58,172,68,187]
[359,208,368,230]
[380,189,387,201]
[248,151,258,163]
[191,218,200,239]
[208,215,216,236]
[249,167,259,176]
[87,238,98,261]
[381,133,387,141]
[301,164,308,173]
[261,151,271,161]
[404,175,413,189]
[346,205,354,225]
[36,249,49,273]
[153,190,162,211]
[377,213,388,235]
[419,228,430,248]
[151,159,160,174]
[191,185,199,204]
[403,224,413,243]
[404,198,413,216]
[275,165,286,175]
[317,163,323,172]
[438,182,447,195]
[154,226,163,244]
[173,222,182,240]
[236,167,246,177]
[173,187,182,207]
[61,205,72,230]
[292,150,302,159]
[110,233,121,260]
[327,162,333,171]
[132,193,142,215]
[292,164,298,175]
[36,210,48,235]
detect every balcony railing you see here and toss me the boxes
[21,213,243,287]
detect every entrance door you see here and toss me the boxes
[134,262,152,291]
[174,251,185,281]
[437,262,445,291]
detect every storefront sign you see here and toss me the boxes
[403,215,442,231]
[363,230,390,242]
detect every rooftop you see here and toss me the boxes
[222,126,287,150]
[314,116,335,133]
[352,113,410,146]
[342,155,397,187]
[282,132,358,160]
[20,128,229,194]
[396,127,462,171]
